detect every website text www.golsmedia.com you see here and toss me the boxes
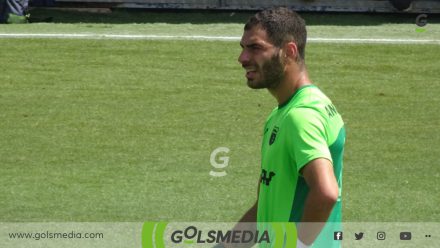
[8,231,104,240]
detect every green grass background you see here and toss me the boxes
[0,10,439,223]
[1,9,440,40]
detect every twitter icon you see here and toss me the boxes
[355,232,364,240]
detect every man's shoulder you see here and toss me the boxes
[292,85,332,107]
[288,86,340,121]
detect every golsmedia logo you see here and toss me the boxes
[170,225,269,244]
[142,222,297,248]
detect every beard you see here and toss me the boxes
[247,53,285,89]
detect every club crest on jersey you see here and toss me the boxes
[269,126,279,145]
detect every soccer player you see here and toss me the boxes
[0,0,29,23]
[220,7,345,248]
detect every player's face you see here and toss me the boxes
[238,26,285,89]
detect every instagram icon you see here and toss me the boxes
[377,232,386,240]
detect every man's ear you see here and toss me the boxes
[284,41,299,62]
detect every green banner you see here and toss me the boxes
[141,222,297,248]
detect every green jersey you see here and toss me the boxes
[257,85,345,248]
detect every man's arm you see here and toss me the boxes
[297,158,339,246]
[217,201,257,248]
[216,181,259,248]
[236,200,258,223]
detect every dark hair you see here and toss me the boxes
[244,7,307,62]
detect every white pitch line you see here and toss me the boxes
[0,33,240,40]
[309,37,440,44]
[0,33,439,44]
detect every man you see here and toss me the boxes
[226,7,345,248]
[0,0,29,23]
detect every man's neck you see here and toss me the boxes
[269,69,312,106]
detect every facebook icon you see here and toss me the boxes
[334,231,343,240]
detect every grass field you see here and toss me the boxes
[0,9,439,226]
